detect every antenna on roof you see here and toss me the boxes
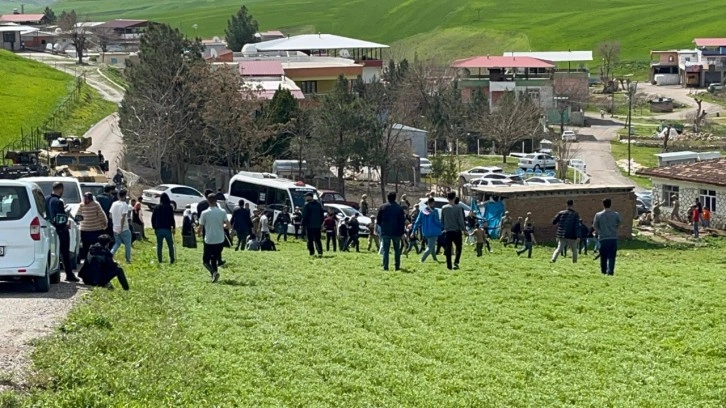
[318,32,321,38]
[486,54,489,59]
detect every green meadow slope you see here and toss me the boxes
[38,0,726,62]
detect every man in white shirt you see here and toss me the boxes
[199,193,231,282]
[110,189,132,263]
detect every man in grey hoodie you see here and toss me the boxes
[593,198,621,276]
[441,192,467,270]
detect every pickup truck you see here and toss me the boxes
[319,190,359,210]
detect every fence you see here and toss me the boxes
[1,74,86,164]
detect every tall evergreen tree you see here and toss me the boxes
[225,5,259,52]
[43,7,57,24]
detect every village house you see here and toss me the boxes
[235,33,388,95]
[236,60,304,99]
[93,19,150,52]
[0,13,49,26]
[637,158,726,228]
[650,38,726,87]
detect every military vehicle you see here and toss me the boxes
[40,136,109,183]
[0,150,50,179]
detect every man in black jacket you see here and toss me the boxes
[275,206,292,242]
[301,192,324,257]
[78,234,129,290]
[46,182,79,282]
[230,201,252,250]
[377,192,406,271]
[96,184,117,241]
[551,199,580,263]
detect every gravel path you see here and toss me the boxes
[0,282,86,392]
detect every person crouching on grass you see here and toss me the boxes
[78,234,130,290]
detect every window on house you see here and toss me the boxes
[663,185,679,206]
[700,189,717,212]
[299,81,317,94]
[527,89,540,101]
[3,32,15,43]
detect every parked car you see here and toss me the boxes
[525,176,565,185]
[518,154,556,170]
[20,176,83,270]
[143,184,204,212]
[458,166,504,183]
[635,191,653,209]
[80,182,107,198]
[568,159,587,173]
[324,204,371,235]
[708,83,723,94]
[0,180,61,292]
[635,197,651,218]
[465,178,510,189]
[562,130,577,142]
[319,190,359,210]
[190,202,233,224]
[417,197,472,218]
[420,158,433,176]
[480,173,525,185]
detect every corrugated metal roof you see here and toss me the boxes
[0,25,38,33]
[471,184,635,196]
[452,56,555,69]
[694,38,726,47]
[503,51,593,62]
[239,60,284,77]
[97,19,148,29]
[255,34,388,51]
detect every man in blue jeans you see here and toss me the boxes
[376,192,406,271]
[109,189,132,263]
[593,198,622,276]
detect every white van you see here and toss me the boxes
[227,172,319,234]
[20,177,83,269]
[0,180,61,292]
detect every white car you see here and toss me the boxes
[562,130,577,142]
[420,158,432,176]
[0,180,61,292]
[20,176,82,270]
[458,166,504,183]
[417,197,472,218]
[465,178,510,189]
[143,184,204,212]
[480,173,525,185]
[324,204,372,235]
[526,176,565,185]
[518,153,556,171]
[568,159,587,173]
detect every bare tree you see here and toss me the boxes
[479,91,542,163]
[93,26,119,56]
[597,41,620,93]
[58,10,88,65]
[693,97,708,133]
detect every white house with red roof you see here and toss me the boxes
[452,55,557,109]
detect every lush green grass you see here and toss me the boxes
[0,50,75,147]
[55,83,118,137]
[99,66,128,90]
[8,234,726,406]
[36,0,726,62]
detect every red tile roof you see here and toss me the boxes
[0,14,45,23]
[239,60,284,77]
[452,56,555,69]
[694,38,726,47]
[636,158,726,187]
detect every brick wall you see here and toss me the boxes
[493,190,635,243]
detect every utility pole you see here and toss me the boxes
[626,80,638,176]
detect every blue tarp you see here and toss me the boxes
[483,200,505,239]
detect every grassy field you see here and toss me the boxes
[0,50,75,147]
[30,0,726,63]
[55,83,119,136]
[3,234,726,406]
[98,66,128,90]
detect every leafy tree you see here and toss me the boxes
[119,23,204,182]
[262,88,299,158]
[58,10,87,65]
[224,5,259,52]
[43,7,57,24]
[480,91,542,164]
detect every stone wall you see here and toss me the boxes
[652,178,726,228]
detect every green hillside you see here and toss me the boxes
[0,50,75,147]
[38,0,726,62]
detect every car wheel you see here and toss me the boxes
[171,201,178,212]
[534,164,541,170]
[35,262,51,293]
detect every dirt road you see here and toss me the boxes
[638,83,722,121]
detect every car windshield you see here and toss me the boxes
[337,206,358,217]
[31,181,82,204]
[289,187,318,209]
[548,179,564,183]
[428,200,471,212]
[81,184,105,197]
[153,185,171,191]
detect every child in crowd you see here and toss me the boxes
[403,221,420,256]
[338,217,349,252]
[473,224,488,257]
[246,234,261,251]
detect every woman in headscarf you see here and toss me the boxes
[181,206,196,248]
